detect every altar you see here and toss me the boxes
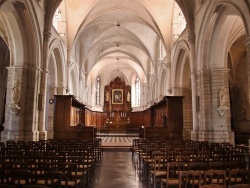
[107,121,128,133]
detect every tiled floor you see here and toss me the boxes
[89,151,149,188]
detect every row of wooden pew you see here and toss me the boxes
[132,138,250,188]
[0,138,103,187]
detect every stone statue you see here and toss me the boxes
[127,91,130,101]
[12,79,20,105]
[105,91,109,101]
[219,87,228,107]
[9,78,21,115]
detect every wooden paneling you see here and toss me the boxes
[53,95,183,140]
[84,108,107,131]
[130,109,151,128]
[53,95,96,139]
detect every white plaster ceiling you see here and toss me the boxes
[56,0,184,85]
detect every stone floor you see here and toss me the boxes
[88,151,149,188]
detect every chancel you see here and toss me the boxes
[0,0,250,187]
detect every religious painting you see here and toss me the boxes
[112,89,123,104]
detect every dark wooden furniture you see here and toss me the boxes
[53,95,96,139]
[107,121,128,133]
[147,96,184,139]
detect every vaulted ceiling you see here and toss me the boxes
[54,0,186,85]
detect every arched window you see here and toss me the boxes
[95,76,100,105]
[135,76,140,106]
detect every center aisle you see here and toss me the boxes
[88,151,148,188]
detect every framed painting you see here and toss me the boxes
[112,89,123,104]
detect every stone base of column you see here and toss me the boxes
[38,130,47,140]
[183,129,192,140]
[191,129,235,145]
[47,130,54,140]
[191,130,199,141]
[1,129,39,141]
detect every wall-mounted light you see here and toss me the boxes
[59,33,65,37]
[49,99,54,104]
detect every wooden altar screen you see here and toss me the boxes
[53,95,96,139]
[102,77,132,133]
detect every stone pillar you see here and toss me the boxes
[0,81,6,128]
[66,61,74,94]
[2,66,28,141]
[166,62,172,94]
[197,68,234,144]
[177,87,192,140]
[79,74,84,102]
[165,49,172,94]
[46,85,57,139]
[245,37,250,118]
[37,31,52,140]
[188,34,199,140]
[57,86,67,95]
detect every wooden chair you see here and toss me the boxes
[200,184,225,188]
[194,155,210,162]
[209,161,227,170]
[178,170,201,188]
[188,161,209,181]
[203,170,226,187]
[23,186,51,188]
[228,160,247,170]
[228,184,250,188]
[10,169,34,186]
[58,162,82,187]
[0,185,16,188]
[148,156,168,188]
[0,161,10,184]
[228,169,250,185]
[44,171,69,187]
[161,162,186,188]
[67,156,88,187]
[33,162,57,186]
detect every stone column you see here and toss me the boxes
[66,61,74,94]
[188,34,199,140]
[175,87,193,140]
[2,66,28,141]
[166,62,172,94]
[198,68,234,144]
[46,85,57,139]
[245,37,250,118]
[165,49,172,94]
[79,74,84,102]
[37,31,52,140]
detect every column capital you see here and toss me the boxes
[188,33,195,44]
[44,30,52,40]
